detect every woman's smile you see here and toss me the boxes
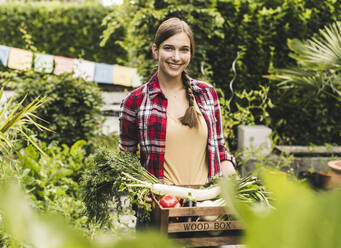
[167,62,184,69]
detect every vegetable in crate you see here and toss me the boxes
[80,150,160,225]
[196,176,273,221]
[152,184,221,201]
[204,175,272,206]
[196,199,223,221]
[159,195,181,208]
[81,150,272,226]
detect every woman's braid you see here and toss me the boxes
[179,71,199,128]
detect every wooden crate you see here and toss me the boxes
[150,195,243,247]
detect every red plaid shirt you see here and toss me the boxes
[119,73,236,181]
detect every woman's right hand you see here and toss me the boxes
[221,160,238,177]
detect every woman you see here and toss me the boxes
[119,17,237,186]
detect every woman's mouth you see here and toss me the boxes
[167,62,183,69]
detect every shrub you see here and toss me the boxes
[266,22,341,145]
[12,71,104,146]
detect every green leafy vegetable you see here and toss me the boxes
[204,175,272,207]
[81,150,160,226]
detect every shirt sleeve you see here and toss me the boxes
[211,87,237,167]
[119,92,138,153]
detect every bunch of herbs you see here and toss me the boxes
[81,150,160,226]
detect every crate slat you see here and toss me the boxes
[168,220,242,233]
[168,206,231,217]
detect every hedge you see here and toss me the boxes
[0,1,127,64]
[115,0,341,91]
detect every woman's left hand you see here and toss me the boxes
[221,160,237,177]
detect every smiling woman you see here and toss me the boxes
[119,17,237,187]
[152,32,191,87]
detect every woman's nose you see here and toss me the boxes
[172,50,180,60]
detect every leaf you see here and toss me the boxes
[0,180,92,248]
[51,168,73,181]
[70,139,87,157]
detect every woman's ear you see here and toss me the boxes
[152,43,158,60]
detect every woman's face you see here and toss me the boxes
[152,32,191,80]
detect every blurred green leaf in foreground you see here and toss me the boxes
[0,180,180,248]
[220,170,341,248]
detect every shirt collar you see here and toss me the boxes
[147,72,163,99]
[189,78,205,94]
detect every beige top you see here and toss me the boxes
[164,103,209,185]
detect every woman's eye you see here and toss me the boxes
[164,46,172,50]
[181,48,190,52]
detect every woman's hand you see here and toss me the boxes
[221,160,237,177]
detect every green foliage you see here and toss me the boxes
[215,0,340,145]
[219,85,273,150]
[1,135,153,245]
[11,71,104,146]
[213,0,340,92]
[266,21,341,145]
[88,132,120,153]
[81,148,122,225]
[0,87,49,155]
[267,22,341,98]
[0,140,94,246]
[13,141,90,228]
[269,87,340,145]
[0,1,127,64]
[0,60,177,247]
[0,180,93,248]
[220,170,341,248]
[0,180,180,248]
[81,150,158,226]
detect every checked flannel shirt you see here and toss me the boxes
[119,73,236,181]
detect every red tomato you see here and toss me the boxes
[159,195,179,208]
